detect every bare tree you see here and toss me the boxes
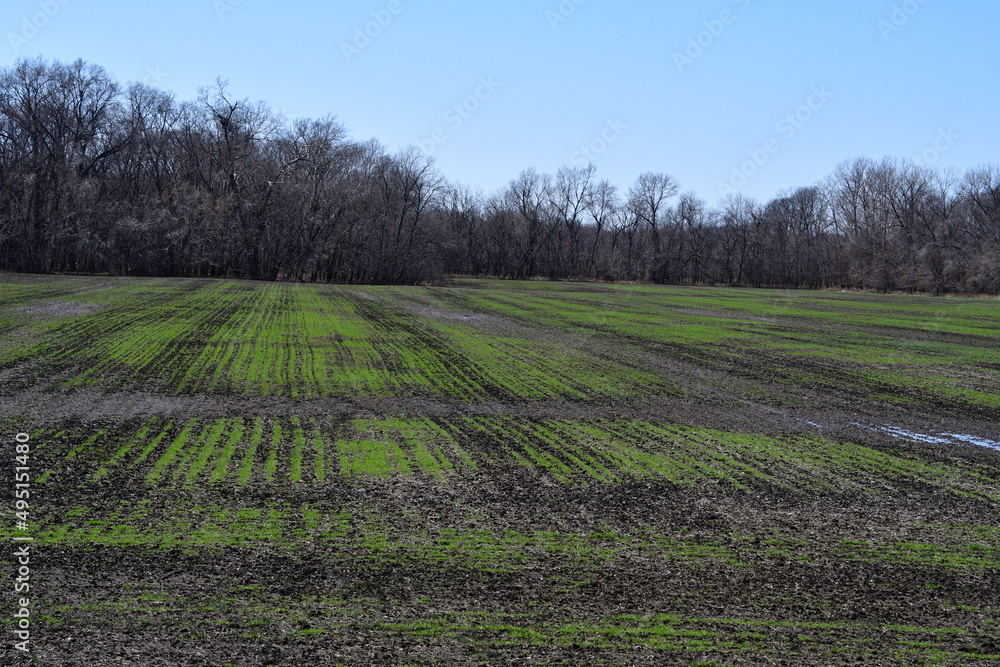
[585,178,618,278]
[0,57,998,293]
[504,169,553,279]
[627,172,678,281]
[549,164,595,277]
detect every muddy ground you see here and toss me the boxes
[0,276,997,665]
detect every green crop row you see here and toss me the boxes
[375,611,1000,662]
[425,281,1000,412]
[2,276,996,410]
[18,594,999,665]
[17,416,998,501]
[6,500,998,575]
[0,279,673,400]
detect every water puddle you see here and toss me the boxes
[939,432,1000,452]
[871,425,955,445]
[852,423,1000,452]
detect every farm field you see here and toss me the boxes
[0,274,998,665]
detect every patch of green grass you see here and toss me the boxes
[263,421,281,482]
[238,417,265,486]
[210,418,245,484]
[290,417,305,483]
[146,420,197,485]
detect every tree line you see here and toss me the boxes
[1,57,998,292]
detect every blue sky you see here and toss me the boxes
[3,0,997,205]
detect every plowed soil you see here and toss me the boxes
[0,275,997,666]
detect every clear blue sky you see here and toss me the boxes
[3,0,997,205]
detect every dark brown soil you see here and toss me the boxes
[0,277,997,665]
